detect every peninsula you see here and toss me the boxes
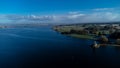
[53,22,120,47]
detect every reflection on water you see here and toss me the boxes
[90,44,120,68]
[114,46,120,51]
[91,47,97,56]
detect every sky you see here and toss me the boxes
[0,0,120,23]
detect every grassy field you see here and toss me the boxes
[69,34,95,40]
[53,26,95,39]
[53,25,84,32]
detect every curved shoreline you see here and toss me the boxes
[99,44,120,46]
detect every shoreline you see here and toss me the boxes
[99,44,120,46]
[67,34,95,40]
[53,26,95,40]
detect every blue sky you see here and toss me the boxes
[0,0,119,14]
[0,0,120,23]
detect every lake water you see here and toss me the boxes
[0,26,120,68]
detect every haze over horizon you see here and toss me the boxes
[0,0,120,24]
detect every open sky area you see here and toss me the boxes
[0,0,120,23]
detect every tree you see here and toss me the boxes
[110,31,120,39]
[116,39,120,45]
[98,32,102,36]
[69,29,88,35]
[98,35,108,44]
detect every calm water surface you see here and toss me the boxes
[0,27,120,68]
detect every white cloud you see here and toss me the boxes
[68,14,85,19]
[0,7,120,23]
[93,8,114,11]
[68,11,82,14]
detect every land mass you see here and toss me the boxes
[53,22,120,47]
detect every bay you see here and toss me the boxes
[0,26,120,68]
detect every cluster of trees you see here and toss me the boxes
[60,25,119,36]
[109,30,120,45]
[109,30,120,39]
[116,39,120,45]
[58,25,120,45]
[61,29,88,35]
[97,30,120,45]
[69,29,88,35]
[97,35,108,44]
[85,26,99,34]
[84,25,119,35]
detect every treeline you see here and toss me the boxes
[97,30,120,45]
[61,29,88,35]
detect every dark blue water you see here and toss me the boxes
[0,27,120,68]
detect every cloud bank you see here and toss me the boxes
[0,8,120,24]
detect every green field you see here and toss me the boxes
[53,26,95,39]
[69,34,95,39]
[53,25,84,32]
